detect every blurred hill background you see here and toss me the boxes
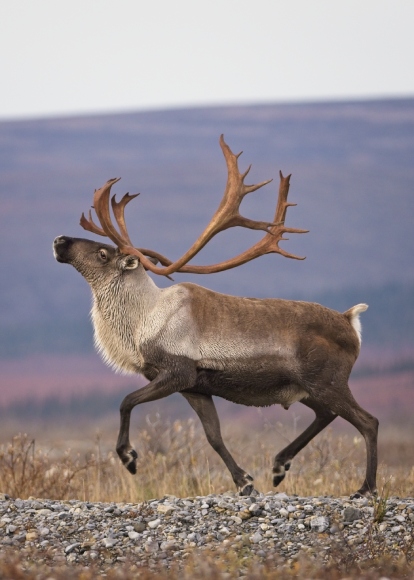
[1,99,413,423]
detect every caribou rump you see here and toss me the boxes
[53,135,378,497]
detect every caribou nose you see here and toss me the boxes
[54,235,69,245]
[53,236,73,262]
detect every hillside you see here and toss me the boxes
[1,99,414,359]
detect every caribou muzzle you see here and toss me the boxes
[53,235,73,263]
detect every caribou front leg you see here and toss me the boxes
[182,392,256,495]
[117,366,196,474]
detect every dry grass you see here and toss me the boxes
[0,418,413,578]
[0,540,413,579]
[0,415,413,502]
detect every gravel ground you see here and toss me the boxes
[0,491,413,574]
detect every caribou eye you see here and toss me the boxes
[98,249,107,261]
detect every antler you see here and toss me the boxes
[80,135,308,276]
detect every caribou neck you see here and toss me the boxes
[91,266,161,373]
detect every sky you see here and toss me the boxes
[1,1,413,120]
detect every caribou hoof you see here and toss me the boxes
[240,483,254,496]
[272,461,291,487]
[350,488,377,500]
[121,448,138,474]
[239,473,256,496]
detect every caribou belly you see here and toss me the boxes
[193,362,308,408]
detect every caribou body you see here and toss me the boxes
[53,136,378,497]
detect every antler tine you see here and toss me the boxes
[258,171,308,261]
[215,134,275,232]
[91,178,138,250]
[80,209,106,237]
[111,193,139,247]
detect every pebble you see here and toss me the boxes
[343,506,362,522]
[157,504,175,515]
[0,492,411,573]
[65,542,81,554]
[310,516,330,532]
[102,537,117,548]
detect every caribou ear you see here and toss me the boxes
[121,255,159,271]
[121,255,139,270]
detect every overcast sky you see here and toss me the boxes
[1,1,413,120]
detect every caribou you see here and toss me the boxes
[53,135,378,497]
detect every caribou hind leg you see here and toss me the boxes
[326,386,378,497]
[273,400,337,486]
[182,392,256,495]
[272,387,378,497]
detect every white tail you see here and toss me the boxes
[344,303,369,344]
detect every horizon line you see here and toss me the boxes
[1,93,414,125]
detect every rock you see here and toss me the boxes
[273,493,289,501]
[343,506,362,522]
[102,537,117,548]
[310,516,329,532]
[250,532,263,544]
[133,522,146,532]
[157,504,175,515]
[144,540,159,553]
[160,540,178,551]
[65,542,81,554]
